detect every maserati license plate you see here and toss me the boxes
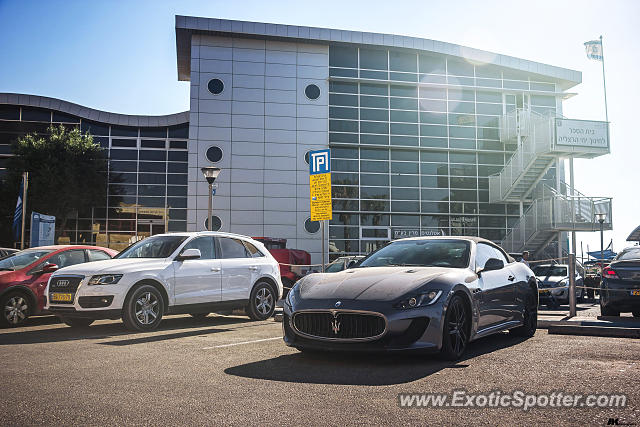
[51,293,73,302]
[631,290,640,296]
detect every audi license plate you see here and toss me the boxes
[538,289,550,296]
[631,290,640,296]
[51,293,74,302]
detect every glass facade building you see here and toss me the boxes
[325,46,559,256]
[0,97,189,250]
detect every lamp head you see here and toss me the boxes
[201,167,221,184]
[594,212,607,223]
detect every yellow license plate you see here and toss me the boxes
[631,290,640,296]
[538,289,550,295]
[51,293,73,302]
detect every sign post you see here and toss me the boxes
[309,149,332,272]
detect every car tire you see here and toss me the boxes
[247,282,276,321]
[600,302,619,317]
[122,284,164,331]
[190,312,210,319]
[0,291,32,327]
[61,317,94,328]
[511,290,537,338]
[439,295,469,361]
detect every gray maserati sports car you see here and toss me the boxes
[283,236,538,360]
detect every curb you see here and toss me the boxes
[548,324,640,339]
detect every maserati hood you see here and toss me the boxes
[298,266,454,301]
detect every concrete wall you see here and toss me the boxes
[187,34,328,264]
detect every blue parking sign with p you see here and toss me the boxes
[309,149,331,175]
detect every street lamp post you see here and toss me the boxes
[595,212,606,277]
[201,167,221,231]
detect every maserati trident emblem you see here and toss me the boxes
[335,301,342,308]
[330,316,341,334]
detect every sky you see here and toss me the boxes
[1,0,638,257]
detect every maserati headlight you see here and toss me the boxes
[285,281,300,309]
[395,290,443,309]
[88,274,123,286]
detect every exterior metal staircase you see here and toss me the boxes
[489,109,610,203]
[489,108,611,255]
[501,183,612,255]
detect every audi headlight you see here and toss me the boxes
[394,290,443,309]
[88,274,123,286]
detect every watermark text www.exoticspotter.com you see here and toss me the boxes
[398,390,627,411]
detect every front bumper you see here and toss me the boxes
[538,287,568,304]
[45,275,128,317]
[282,298,445,353]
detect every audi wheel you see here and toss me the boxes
[1,291,31,327]
[247,282,276,321]
[122,285,164,331]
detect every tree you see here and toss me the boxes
[3,124,108,243]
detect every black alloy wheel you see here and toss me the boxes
[511,290,537,338]
[440,295,469,361]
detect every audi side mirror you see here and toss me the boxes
[478,258,504,276]
[346,259,359,269]
[176,248,201,261]
[41,263,59,273]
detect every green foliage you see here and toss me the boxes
[1,125,108,242]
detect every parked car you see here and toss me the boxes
[600,247,640,317]
[283,236,538,360]
[325,256,365,273]
[0,245,117,327]
[45,232,283,331]
[0,247,19,258]
[532,264,584,306]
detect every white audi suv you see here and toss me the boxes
[44,232,283,331]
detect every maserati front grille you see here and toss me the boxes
[292,311,386,341]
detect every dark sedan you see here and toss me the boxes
[283,236,538,360]
[600,247,640,317]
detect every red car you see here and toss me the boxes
[0,245,117,327]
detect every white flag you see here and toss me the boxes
[584,40,603,61]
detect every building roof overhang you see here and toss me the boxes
[175,15,581,90]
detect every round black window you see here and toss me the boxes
[205,216,222,231]
[206,146,223,163]
[304,151,310,165]
[304,217,320,234]
[304,84,320,100]
[207,78,224,95]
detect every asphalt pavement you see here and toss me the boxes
[0,314,638,426]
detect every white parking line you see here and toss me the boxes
[202,336,281,349]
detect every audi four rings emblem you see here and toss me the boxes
[56,280,69,287]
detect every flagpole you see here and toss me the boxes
[600,35,609,124]
[20,172,28,250]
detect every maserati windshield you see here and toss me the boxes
[115,235,188,259]
[358,239,470,268]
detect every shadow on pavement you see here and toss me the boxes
[224,332,528,386]
[0,315,254,346]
